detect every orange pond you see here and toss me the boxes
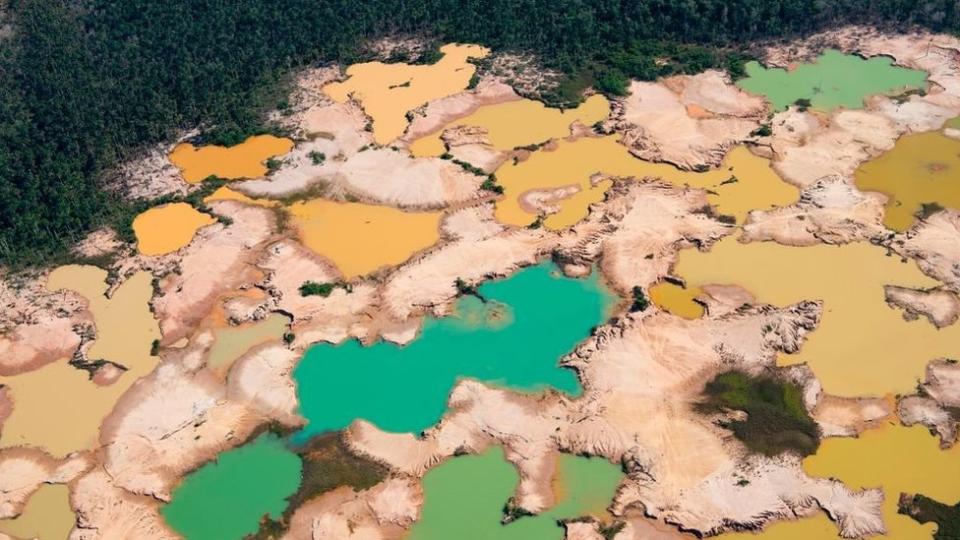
[169,134,293,182]
[495,138,798,230]
[132,202,215,256]
[287,199,442,279]
[323,43,489,145]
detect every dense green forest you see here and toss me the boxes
[1,0,959,266]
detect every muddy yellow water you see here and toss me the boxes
[408,94,611,157]
[287,199,442,278]
[660,237,959,396]
[495,138,798,229]
[648,282,705,319]
[132,202,216,256]
[0,484,75,540]
[0,266,159,456]
[723,424,959,539]
[170,134,294,182]
[324,43,489,145]
[854,130,960,232]
[203,186,279,208]
[206,313,289,372]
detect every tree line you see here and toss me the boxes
[1,0,957,267]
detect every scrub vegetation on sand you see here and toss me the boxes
[898,493,960,540]
[696,371,820,457]
[251,432,388,539]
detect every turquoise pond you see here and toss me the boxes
[293,262,615,438]
[161,434,302,540]
[736,49,927,111]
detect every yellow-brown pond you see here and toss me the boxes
[132,202,216,256]
[648,282,705,319]
[658,236,960,397]
[287,199,442,278]
[323,43,489,145]
[206,313,289,372]
[408,94,611,157]
[495,138,798,229]
[0,266,159,456]
[0,484,75,540]
[722,423,960,539]
[854,130,960,232]
[169,134,294,182]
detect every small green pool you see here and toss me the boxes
[407,447,624,540]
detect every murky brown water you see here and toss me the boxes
[659,237,959,397]
[324,44,489,145]
[170,134,293,182]
[408,94,610,157]
[495,138,797,229]
[0,266,159,456]
[722,423,959,539]
[132,202,215,256]
[287,198,442,278]
[0,484,75,540]
[854,130,960,232]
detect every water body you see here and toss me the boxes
[162,433,302,540]
[409,94,611,157]
[854,130,960,232]
[294,262,614,438]
[170,134,294,183]
[495,138,797,229]
[323,43,489,145]
[657,236,960,397]
[0,267,159,456]
[407,447,623,540]
[648,282,705,319]
[287,198,443,279]
[132,202,216,256]
[722,424,960,540]
[0,484,75,540]
[206,313,290,372]
[736,49,927,111]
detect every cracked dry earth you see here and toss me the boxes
[2,28,960,540]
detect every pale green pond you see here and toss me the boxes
[161,434,302,540]
[293,262,614,439]
[407,447,624,540]
[737,49,927,111]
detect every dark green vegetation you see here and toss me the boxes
[629,286,649,312]
[298,281,335,297]
[697,371,820,457]
[898,493,960,540]
[249,432,388,540]
[5,1,960,266]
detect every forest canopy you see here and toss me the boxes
[1,0,958,266]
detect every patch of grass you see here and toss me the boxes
[299,281,335,297]
[248,432,388,539]
[480,175,504,194]
[308,151,325,165]
[917,202,946,220]
[899,493,960,540]
[629,286,649,312]
[750,124,772,137]
[696,371,820,457]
